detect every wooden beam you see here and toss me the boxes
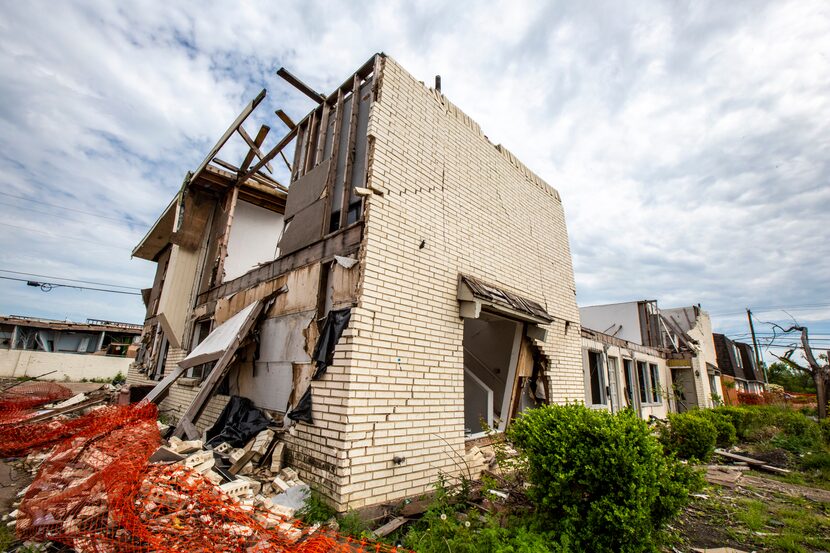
[145,365,189,404]
[239,124,271,174]
[239,126,298,184]
[277,67,326,103]
[322,89,344,236]
[191,89,266,183]
[340,76,361,229]
[173,295,277,438]
[198,222,363,304]
[275,109,296,129]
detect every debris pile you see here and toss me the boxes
[0,387,404,553]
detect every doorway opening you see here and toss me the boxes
[463,313,545,438]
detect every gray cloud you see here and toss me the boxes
[0,1,827,364]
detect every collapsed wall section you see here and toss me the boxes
[334,57,583,509]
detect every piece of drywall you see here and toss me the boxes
[224,200,284,282]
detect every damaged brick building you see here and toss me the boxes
[127,53,583,510]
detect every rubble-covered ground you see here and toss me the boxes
[670,466,830,552]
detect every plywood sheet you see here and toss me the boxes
[214,277,286,325]
[277,199,325,256]
[331,260,359,306]
[284,159,331,219]
[269,264,321,317]
[180,302,258,369]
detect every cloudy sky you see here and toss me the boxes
[1,1,828,363]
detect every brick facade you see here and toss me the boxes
[320,58,583,509]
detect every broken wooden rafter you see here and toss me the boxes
[238,126,298,184]
[191,89,266,184]
[277,67,326,104]
[209,159,288,193]
[238,124,272,174]
[275,109,296,130]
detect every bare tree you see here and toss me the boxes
[767,323,830,419]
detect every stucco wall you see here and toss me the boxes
[0,349,131,381]
[579,302,643,345]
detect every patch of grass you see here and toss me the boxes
[679,480,830,553]
[337,510,370,539]
[0,524,15,551]
[734,499,767,531]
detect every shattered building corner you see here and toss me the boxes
[127,53,583,510]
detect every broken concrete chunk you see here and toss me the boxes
[270,442,285,473]
[168,439,203,455]
[204,470,223,485]
[279,467,298,482]
[249,429,275,461]
[183,450,213,468]
[272,477,292,493]
[220,480,254,499]
[213,442,232,454]
[228,448,247,463]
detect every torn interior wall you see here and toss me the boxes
[128,53,583,511]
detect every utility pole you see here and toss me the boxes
[747,308,767,384]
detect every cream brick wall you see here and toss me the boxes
[319,57,583,510]
[126,347,230,432]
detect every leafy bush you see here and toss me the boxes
[338,510,370,539]
[297,490,336,524]
[689,410,737,447]
[659,412,717,462]
[821,417,830,445]
[508,404,702,553]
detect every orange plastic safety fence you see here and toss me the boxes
[0,382,72,424]
[6,401,408,553]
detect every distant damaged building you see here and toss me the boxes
[579,301,721,414]
[128,54,583,510]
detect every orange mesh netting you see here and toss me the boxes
[2,395,407,553]
[0,382,72,424]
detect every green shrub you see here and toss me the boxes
[820,417,830,445]
[713,406,751,439]
[508,404,702,553]
[338,510,370,539]
[296,490,336,524]
[689,410,737,447]
[659,412,717,461]
[405,510,556,553]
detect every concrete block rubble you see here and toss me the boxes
[0,381,404,553]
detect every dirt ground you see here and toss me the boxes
[673,469,830,553]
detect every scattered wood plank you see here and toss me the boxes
[25,395,108,423]
[173,295,277,439]
[714,449,791,474]
[400,498,432,517]
[373,516,407,538]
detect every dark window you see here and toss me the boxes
[588,351,605,405]
[637,361,649,403]
[623,359,635,406]
[649,363,661,403]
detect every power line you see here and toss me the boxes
[0,269,141,290]
[0,201,126,226]
[710,303,830,317]
[0,222,132,250]
[0,192,127,223]
[0,275,142,296]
